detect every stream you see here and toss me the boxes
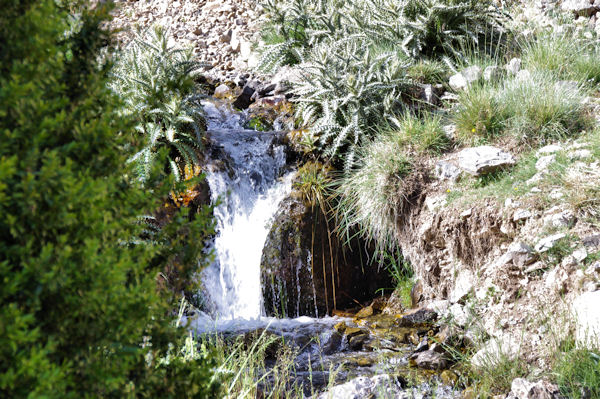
[191,99,461,398]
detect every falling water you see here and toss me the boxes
[200,100,294,320]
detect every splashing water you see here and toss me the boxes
[200,100,294,320]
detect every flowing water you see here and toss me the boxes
[194,100,459,398]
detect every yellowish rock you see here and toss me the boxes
[440,370,458,386]
[355,305,374,319]
[334,322,347,334]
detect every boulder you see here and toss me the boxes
[449,66,481,90]
[483,65,501,81]
[450,269,474,303]
[261,193,390,317]
[213,83,232,99]
[457,146,515,176]
[410,349,449,370]
[471,336,520,369]
[395,307,438,327]
[508,378,562,399]
[435,161,462,181]
[232,83,256,109]
[572,290,600,348]
[313,375,403,399]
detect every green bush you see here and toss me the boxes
[112,25,206,183]
[387,112,451,154]
[0,1,218,397]
[336,131,414,251]
[554,341,600,399]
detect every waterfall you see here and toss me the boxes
[200,100,294,320]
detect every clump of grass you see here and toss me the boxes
[294,161,333,210]
[452,71,591,146]
[407,59,449,84]
[376,249,414,307]
[336,133,415,252]
[500,72,591,144]
[553,339,600,399]
[387,112,451,155]
[522,34,600,84]
[453,82,505,144]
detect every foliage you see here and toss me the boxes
[452,71,591,145]
[387,112,451,154]
[336,131,414,252]
[0,1,217,397]
[293,39,412,170]
[112,25,206,183]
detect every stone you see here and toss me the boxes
[513,209,533,222]
[516,69,532,81]
[219,29,232,43]
[355,305,374,318]
[450,269,475,303]
[448,303,469,327]
[457,146,516,176]
[510,378,562,399]
[240,41,252,60]
[483,65,501,81]
[534,233,566,253]
[583,234,600,250]
[449,72,468,91]
[506,58,522,75]
[348,334,369,350]
[395,307,438,327]
[573,290,600,348]
[462,65,483,82]
[535,154,556,172]
[471,336,520,369]
[232,84,255,109]
[545,209,575,228]
[440,370,459,386]
[425,195,447,212]
[435,161,462,182]
[545,267,569,292]
[426,300,451,314]
[537,144,563,155]
[570,149,592,160]
[213,83,231,98]
[410,350,449,370]
[561,0,597,16]
[504,242,536,267]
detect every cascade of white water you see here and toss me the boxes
[200,100,294,320]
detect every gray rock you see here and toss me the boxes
[573,247,588,263]
[213,83,231,98]
[561,0,597,15]
[573,291,600,348]
[471,336,520,369]
[483,65,501,81]
[435,161,462,181]
[509,378,562,399]
[544,209,575,228]
[395,307,438,327]
[449,72,468,91]
[516,69,532,81]
[513,209,533,222]
[535,154,556,172]
[450,269,474,303]
[457,146,516,176]
[410,350,449,370]
[583,234,600,249]
[570,149,592,160]
[506,58,522,75]
[534,233,567,252]
[449,66,482,90]
[537,144,563,155]
[505,242,536,267]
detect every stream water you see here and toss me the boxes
[193,100,460,398]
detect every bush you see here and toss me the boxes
[0,1,218,397]
[387,112,451,154]
[336,131,415,251]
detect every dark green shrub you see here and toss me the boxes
[0,1,218,397]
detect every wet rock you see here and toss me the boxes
[313,375,403,399]
[410,350,449,370]
[355,305,374,319]
[348,334,369,350]
[232,84,256,109]
[261,193,391,317]
[572,290,600,348]
[457,146,515,176]
[534,233,566,253]
[322,332,343,355]
[395,307,438,327]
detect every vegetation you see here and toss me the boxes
[0,1,217,397]
[554,344,600,399]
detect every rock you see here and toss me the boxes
[534,233,566,253]
[504,242,536,267]
[232,84,255,109]
[213,83,231,98]
[395,307,438,327]
[435,161,462,181]
[573,290,600,348]
[426,300,451,314]
[440,370,459,386]
[348,333,369,350]
[410,350,449,370]
[583,234,600,250]
[457,146,516,176]
[506,58,521,75]
[570,149,592,160]
[449,66,481,90]
[483,65,501,81]
[516,69,532,81]
[240,40,252,60]
[450,269,474,303]
[513,209,533,222]
[448,303,469,327]
[537,144,562,155]
[261,194,390,317]
[544,209,575,228]
[544,267,569,292]
[425,195,447,212]
[509,378,562,399]
[314,375,402,399]
[355,305,374,318]
[561,0,597,16]
[449,72,468,91]
[471,336,520,369]
[535,155,556,172]
[219,29,232,43]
